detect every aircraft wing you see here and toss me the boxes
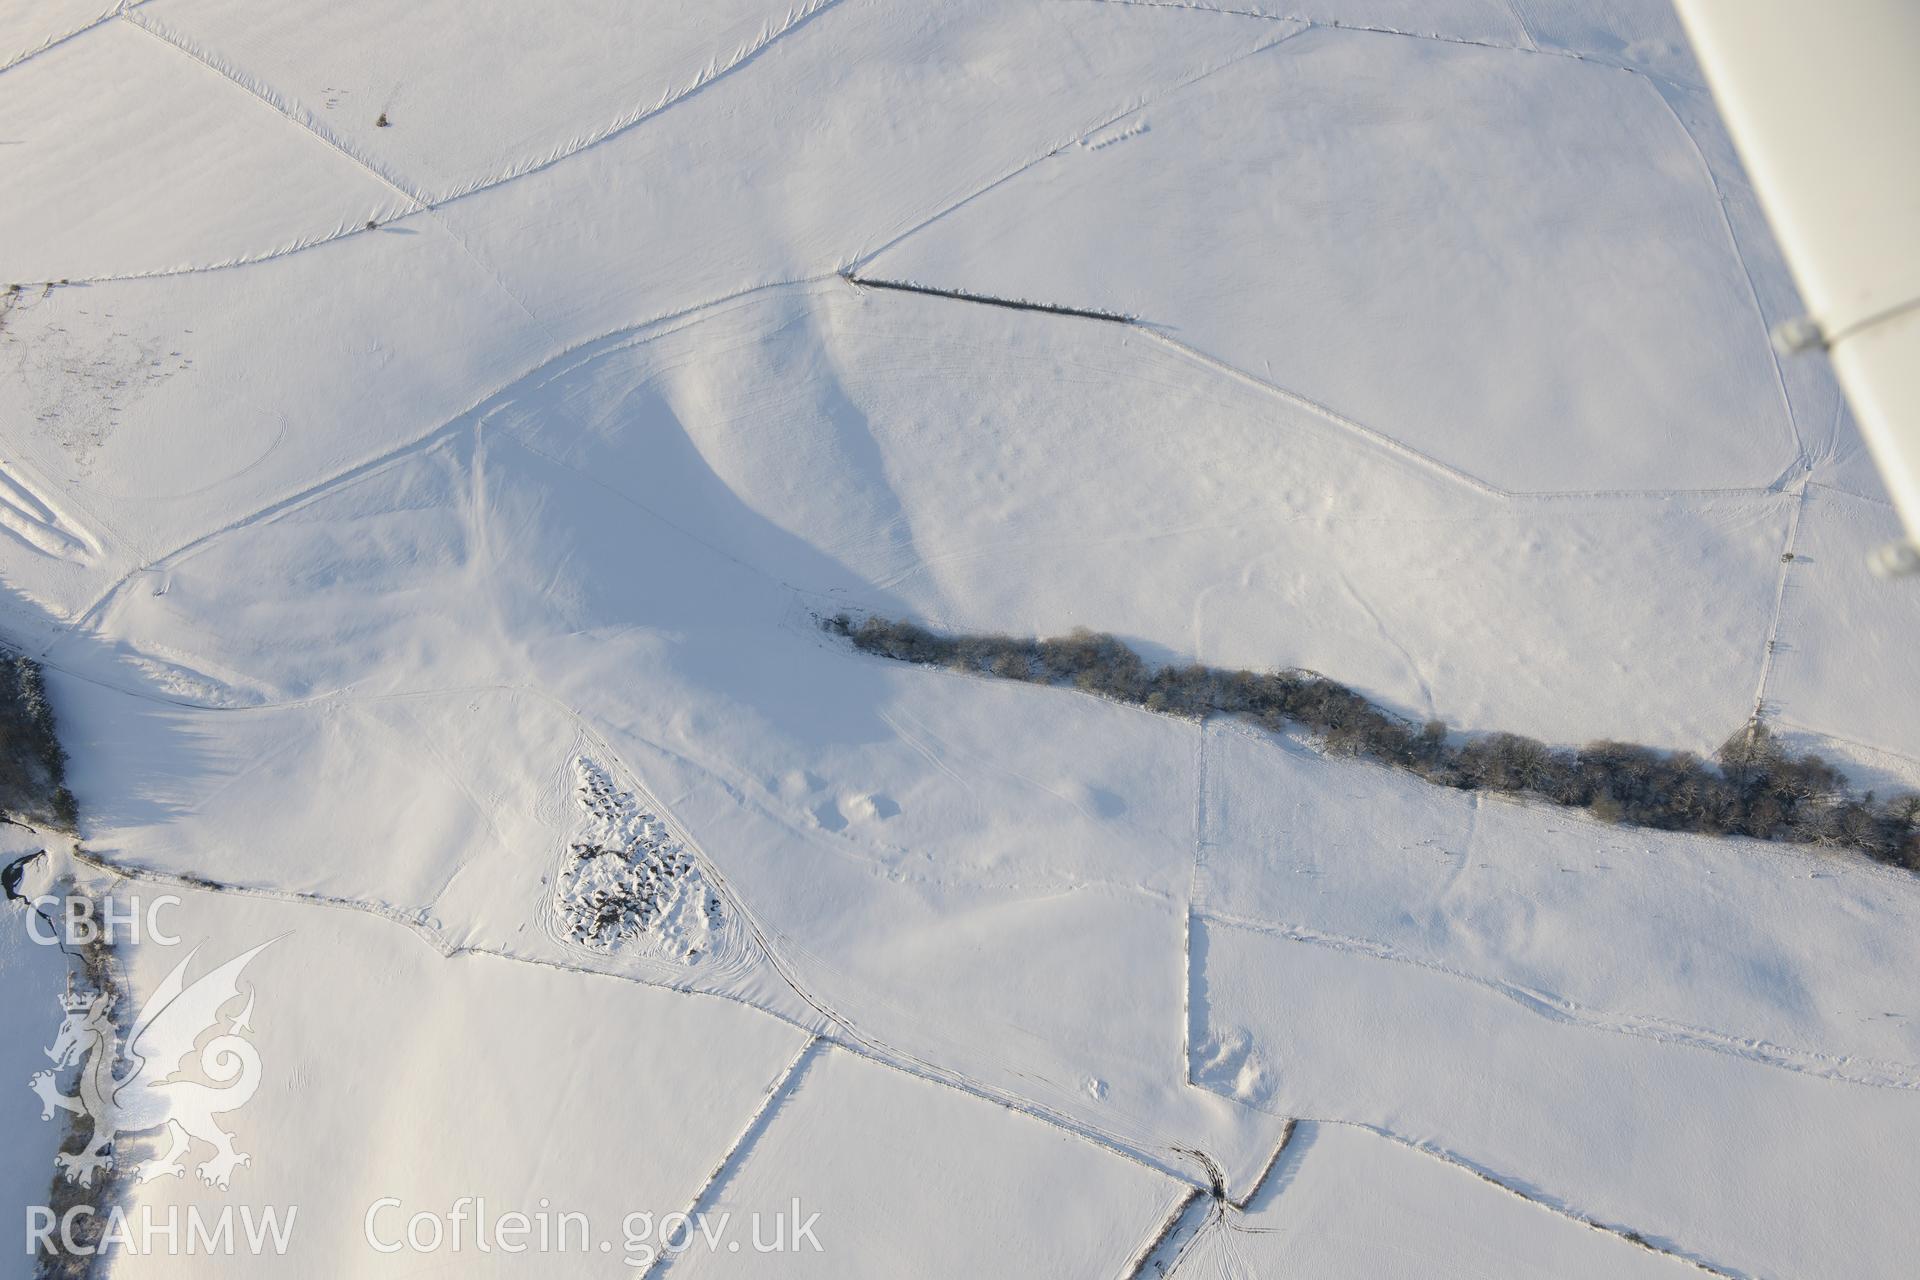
[1674,0,1920,566]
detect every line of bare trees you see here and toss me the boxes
[830,615,1919,870]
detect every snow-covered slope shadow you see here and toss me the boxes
[59,290,1299,1190]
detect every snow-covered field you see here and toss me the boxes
[668,1042,1182,1279]
[1156,1119,1702,1279]
[3,0,1917,1276]
[94,872,810,1279]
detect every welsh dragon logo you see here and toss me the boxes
[31,940,275,1190]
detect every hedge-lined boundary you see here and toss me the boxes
[828,615,1919,870]
[0,652,77,831]
[841,272,1135,324]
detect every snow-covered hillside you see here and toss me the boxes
[3,0,1916,1276]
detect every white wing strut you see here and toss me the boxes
[1673,0,1920,572]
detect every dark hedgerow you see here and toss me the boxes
[831,615,1920,871]
[0,652,78,832]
